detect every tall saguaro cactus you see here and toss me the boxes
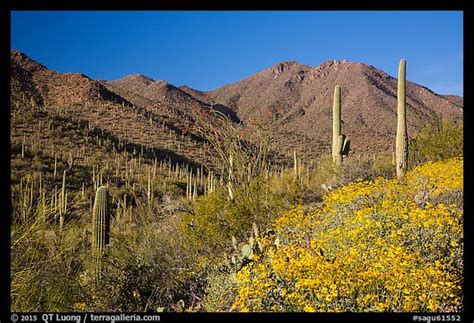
[293,150,298,180]
[228,154,235,202]
[59,169,67,232]
[332,85,350,167]
[396,59,408,178]
[92,186,110,256]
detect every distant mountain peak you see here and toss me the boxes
[315,59,365,70]
[180,85,198,91]
[63,72,92,80]
[320,59,354,65]
[11,49,48,72]
[116,73,155,85]
[11,50,129,106]
[11,49,33,61]
[274,60,300,66]
[11,49,28,59]
[148,80,176,91]
[155,80,170,86]
[207,57,462,153]
[271,61,306,75]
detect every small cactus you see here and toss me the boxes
[248,236,255,249]
[231,235,238,251]
[321,183,331,193]
[177,299,185,312]
[252,222,259,238]
[241,244,253,259]
[92,186,110,256]
[274,236,280,248]
[230,223,264,269]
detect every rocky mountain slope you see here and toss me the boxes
[10,50,217,174]
[11,50,128,107]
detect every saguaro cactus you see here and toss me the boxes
[59,169,67,232]
[396,59,408,178]
[332,85,350,167]
[293,150,298,180]
[92,186,110,256]
[228,154,235,202]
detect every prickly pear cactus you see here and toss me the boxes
[230,223,268,270]
[241,244,253,259]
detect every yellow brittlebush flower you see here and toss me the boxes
[232,158,463,312]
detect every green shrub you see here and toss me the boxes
[78,211,206,312]
[11,222,86,311]
[203,257,237,312]
[409,119,463,166]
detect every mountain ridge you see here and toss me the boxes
[11,50,129,107]
[203,58,462,153]
[10,50,463,158]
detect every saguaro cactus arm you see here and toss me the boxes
[341,136,350,156]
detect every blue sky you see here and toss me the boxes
[11,11,463,96]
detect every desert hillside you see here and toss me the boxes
[10,50,463,313]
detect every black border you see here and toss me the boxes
[2,1,471,323]
[4,1,470,11]
[2,0,12,319]
[462,4,473,323]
